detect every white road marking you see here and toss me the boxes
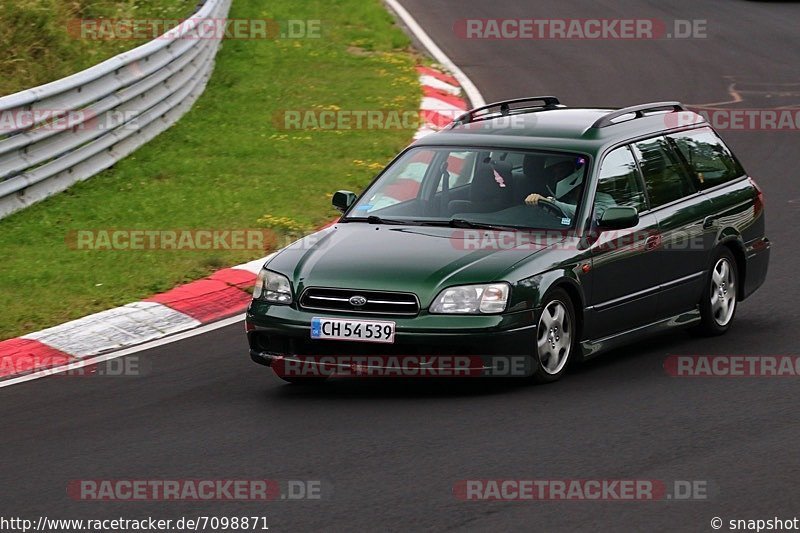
[23,302,200,357]
[419,74,461,96]
[1,314,245,389]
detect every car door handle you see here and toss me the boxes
[644,234,661,251]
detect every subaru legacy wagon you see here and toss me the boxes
[246,98,770,383]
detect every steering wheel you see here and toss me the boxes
[535,196,568,218]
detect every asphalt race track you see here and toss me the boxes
[2,1,800,531]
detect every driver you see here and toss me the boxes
[525,157,614,219]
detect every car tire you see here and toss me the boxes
[696,248,738,336]
[531,288,577,383]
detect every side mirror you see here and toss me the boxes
[332,190,357,213]
[597,206,639,230]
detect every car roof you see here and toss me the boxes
[412,103,707,156]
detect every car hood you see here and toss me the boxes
[266,223,556,307]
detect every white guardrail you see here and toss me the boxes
[0,0,231,219]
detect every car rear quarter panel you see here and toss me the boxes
[702,176,768,299]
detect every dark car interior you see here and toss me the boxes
[361,148,586,229]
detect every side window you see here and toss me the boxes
[596,146,647,214]
[357,149,435,213]
[437,151,476,191]
[631,136,696,208]
[667,127,745,190]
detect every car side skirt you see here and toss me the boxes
[580,308,701,360]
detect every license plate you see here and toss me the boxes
[310,317,395,344]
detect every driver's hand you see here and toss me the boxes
[525,193,549,205]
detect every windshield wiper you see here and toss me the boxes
[344,215,415,225]
[346,216,522,230]
[419,218,523,231]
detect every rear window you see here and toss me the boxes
[667,127,745,190]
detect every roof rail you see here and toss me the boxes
[451,96,561,126]
[591,102,686,128]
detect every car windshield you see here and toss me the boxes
[344,147,590,229]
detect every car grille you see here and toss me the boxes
[300,287,420,316]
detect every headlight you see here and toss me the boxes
[429,283,510,314]
[253,269,293,304]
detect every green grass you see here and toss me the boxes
[0,0,196,96]
[0,0,421,339]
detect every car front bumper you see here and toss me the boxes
[246,300,538,377]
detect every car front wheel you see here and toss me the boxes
[532,289,576,383]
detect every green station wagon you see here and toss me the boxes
[246,98,770,383]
